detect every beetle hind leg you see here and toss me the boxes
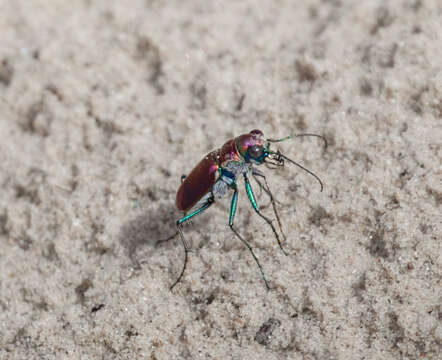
[170,198,213,290]
[170,224,189,290]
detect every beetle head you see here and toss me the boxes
[236,129,326,191]
[236,129,270,164]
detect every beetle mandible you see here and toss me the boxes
[172,129,327,290]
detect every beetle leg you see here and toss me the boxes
[180,174,187,183]
[170,198,213,290]
[228,182,270,290]
[244,174,288,256]
[252,170,284,206]
[155,231,178,247]
[251,169,286,244]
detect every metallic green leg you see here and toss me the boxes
[229,183,270,290]
[171,199,213,290]
[244,174,288,256]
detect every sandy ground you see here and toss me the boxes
[0,0,441,359]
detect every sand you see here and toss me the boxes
[0,0,440,359]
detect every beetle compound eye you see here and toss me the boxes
[248,145,263,159]
[250,129,264,137]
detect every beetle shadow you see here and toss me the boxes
[118,201,209,269]
[119,202,181,269]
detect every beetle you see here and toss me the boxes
[172,129,326,290]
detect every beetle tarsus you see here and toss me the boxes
[170,223,188,291]
[229,224,270,290]
[155,230,179,247]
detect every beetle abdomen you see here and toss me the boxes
[176,150,220,212]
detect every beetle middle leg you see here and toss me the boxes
[244,173,288,256]
[228,182,270,290]
[171,198,213,290]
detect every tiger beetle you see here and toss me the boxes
[171,129,327,290]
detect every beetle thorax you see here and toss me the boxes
[224,160,251,177]
[212,161,251,200]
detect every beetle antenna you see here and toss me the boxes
[269,151,324,192]
[268,133,327,149]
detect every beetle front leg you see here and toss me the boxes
[228,182,270,290]
[251,169,286,244]
[244,174,288,256]
[252,168,283,205]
